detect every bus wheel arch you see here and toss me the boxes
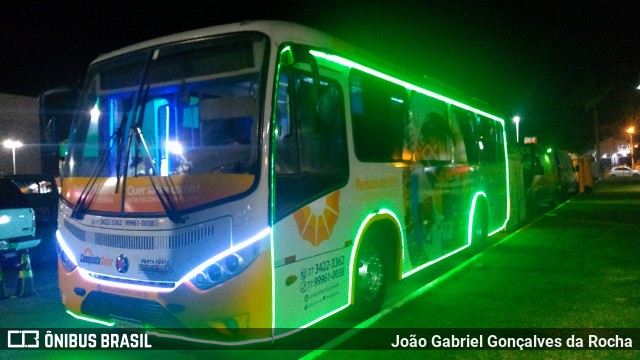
[350,216,401,320]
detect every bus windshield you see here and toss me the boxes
[61,33,267,216]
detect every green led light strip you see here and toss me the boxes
[309,50,505,125]
[66,310,115,327]
[310,49,511,233]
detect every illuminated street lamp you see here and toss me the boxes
[513,116,521,143]
[627,127,635,169]
[3,139,23,175]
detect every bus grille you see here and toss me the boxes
[81,292,185,329]
[65,220,87,241]
[63,219,216,250]
[95,233,155,249]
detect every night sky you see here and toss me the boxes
[1,1,638,153]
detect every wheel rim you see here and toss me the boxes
[356,246,384,302]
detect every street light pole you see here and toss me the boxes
[3,139,23,175]
[627,127,635,169]
[513,116,520,143]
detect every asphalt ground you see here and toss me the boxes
[304,178,640,359]
[1,179,638,359]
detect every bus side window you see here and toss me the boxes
[350,69,407,162]
[476,115,506,164]
[297,79,322,171]
[453,108,480,164]
[275,73,298,174]
[318,85,348,171]
[447,104,468,163]
[417,112,452,163]
[408,92,451,164]
[274,67,348,220]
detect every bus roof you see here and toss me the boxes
[91,20,353,65]
[90,20,503,121]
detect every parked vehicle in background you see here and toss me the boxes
[509,143,562,213]
[552,149,578,199]
[0,177,40,263]
[1,174,59,225]
[605,166,640,178]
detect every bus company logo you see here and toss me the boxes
[116,254,129,273]
[79,248,114,267]
[293,191,340,246]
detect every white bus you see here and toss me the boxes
[55,20,509,344]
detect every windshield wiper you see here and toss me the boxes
[117,50,184,223]
[113,104,133,194]
[72,49,184,223]
[72,51,150,220]
[130,125,184,223]
[70,130,119,220]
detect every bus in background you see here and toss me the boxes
[53,20,509,344]
[39,86,78,178]
[509,143,561,213]
[509,145,578,216]
[553,149,578,199]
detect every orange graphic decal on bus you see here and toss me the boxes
[293,191,340,246]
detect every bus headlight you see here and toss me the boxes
[225,254,242,273]
[207,263,223,282]
[189,243,257,291]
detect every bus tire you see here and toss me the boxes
[350,237,386,320]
